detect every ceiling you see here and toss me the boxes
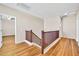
[2,3,79,19]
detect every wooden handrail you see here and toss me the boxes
[44,30,59,33]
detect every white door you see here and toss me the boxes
[63,15,76,39]
[0,15,2,48]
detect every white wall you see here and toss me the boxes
[0,5,44,43]
[44,16,61,37]
[2,18,15,36]
[62,14,76,39]
[44,15,76,39]
[44,16,61,31]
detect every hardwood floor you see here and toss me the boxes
[0,36,41,56]
[0,36,79,56]
[44,38,79,56]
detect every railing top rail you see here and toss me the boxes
[44,30,59,33]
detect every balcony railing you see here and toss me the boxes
[26,30,59,54]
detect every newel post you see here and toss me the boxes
[31,30,32,42]
[42,30,44,54]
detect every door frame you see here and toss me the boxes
[0,13,16,47]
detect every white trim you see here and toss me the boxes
[44,38,61,54]
[15,40,24,44]
[24,40,41,48]
[32,42,41,48]
[15,16,16,44]
[76,12,79,45]
[62,36,76,40]
[24,40,32,45]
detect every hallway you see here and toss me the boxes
[0,36,79,56]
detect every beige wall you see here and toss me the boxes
[2,18,15,36]
[63,14,76,39]
[0,5,44,43]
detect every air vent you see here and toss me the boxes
[17,3,30,10]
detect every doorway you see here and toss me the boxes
[62,14,76,39]
[0,14,16,48]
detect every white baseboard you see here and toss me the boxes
[32,42,41,48]
[24,40,41,48]
[44,38,61,54]
[62,36,76,40]
[24,40,32,46]
[15,40,24,44]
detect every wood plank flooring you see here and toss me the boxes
[44,38,79,56]
[0,36,79,56]
[0,36,41,56]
